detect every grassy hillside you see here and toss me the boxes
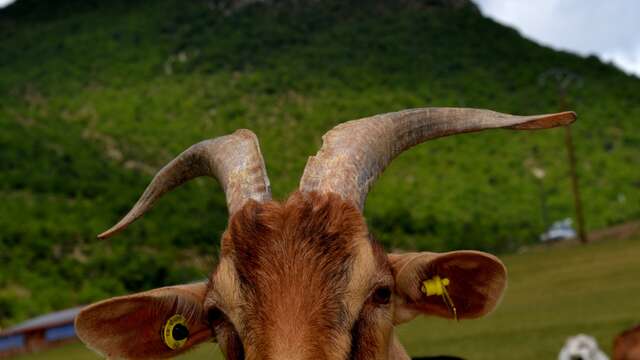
[1,0,639,326]
[15,236,640,360]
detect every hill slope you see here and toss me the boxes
[1,0,639,326]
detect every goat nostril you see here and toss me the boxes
[172,324,189,341]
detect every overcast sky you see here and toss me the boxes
[475,0,640,77]
[1,0,638,77]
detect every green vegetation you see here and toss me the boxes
[14,236,640,360]
[1,0,639,327]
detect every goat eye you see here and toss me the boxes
[207,308,224,326]
[372,287,391,305]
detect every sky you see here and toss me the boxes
[474,0,640,77]
[0,0,638,76]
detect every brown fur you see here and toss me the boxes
[614,324,640,360]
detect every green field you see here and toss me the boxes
[15,235,640,360]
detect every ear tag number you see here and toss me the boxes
[162,314,190,350]
[421,276,458,321]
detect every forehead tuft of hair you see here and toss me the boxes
[224,191,369,268]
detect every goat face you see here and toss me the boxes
[75,108,576,359]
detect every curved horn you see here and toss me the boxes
[300,107,576,210]
[98,129,271,239]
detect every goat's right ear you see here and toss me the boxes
[75,282,213,359]
[389,251,507,324]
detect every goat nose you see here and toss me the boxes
[570,356,583,360]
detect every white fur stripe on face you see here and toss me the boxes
[207,257,245,333]
[344,236,378,319]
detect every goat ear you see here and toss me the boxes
[389,251,507,324]
[75,282,213,359]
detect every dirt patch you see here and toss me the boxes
[588,220,640,242]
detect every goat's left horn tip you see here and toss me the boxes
[562,110,578,121]
[510,110,577,130]
[542,111,577,126]
[97,229,115,240]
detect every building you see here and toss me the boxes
[0,306,83,358]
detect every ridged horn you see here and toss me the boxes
[98,129,271,239]
[300,107,576,210]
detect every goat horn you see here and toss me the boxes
[300,107,576,210]
[98,129,271,239]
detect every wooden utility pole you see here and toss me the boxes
[539,69,588,243]
[558,86,589,244]
[560,91,587,244]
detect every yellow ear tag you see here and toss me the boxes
[421,276,458,321]
[162,314,190,350]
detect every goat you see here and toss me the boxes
[75,108,576,359]
[613,324,640,360]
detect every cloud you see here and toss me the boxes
[475,0,640,76]
[0,0,15,8]
[602,47,640,77]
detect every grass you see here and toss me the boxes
[14,235,640,360]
